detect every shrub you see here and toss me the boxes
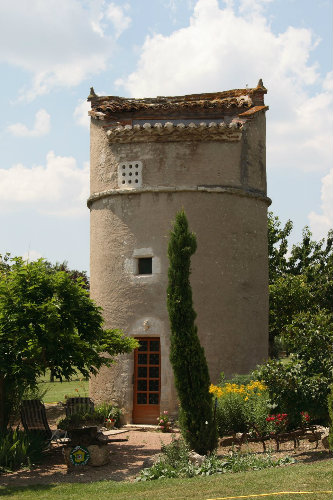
[137,438,295,481]
[0,429,46,472]
[211,381,272,437]
[255,359,330,427]
[215,391,248,436]
[256,310,333,428]
[57,404,122,430]
[94,403,122,427]
[222,372,255,386]
[157,410,172,433]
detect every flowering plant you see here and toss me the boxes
[300,411,311,426]
[157,410,172,433]
[265,413,288,433]
[211,380,271,436]
[210,381,267,401]
[105,417,116,429]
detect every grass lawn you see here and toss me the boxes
[0,460,331,500]
[37,371,89,403]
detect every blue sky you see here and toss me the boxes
[0,0,332,272]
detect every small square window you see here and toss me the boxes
[138,257,152,275]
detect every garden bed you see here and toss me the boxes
[0,428,330,488]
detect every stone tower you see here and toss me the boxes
[88,81,270,424]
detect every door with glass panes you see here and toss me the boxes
[133,338,160,423]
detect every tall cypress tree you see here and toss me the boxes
[167,210,217,454]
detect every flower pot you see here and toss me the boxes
[105,421,115,430]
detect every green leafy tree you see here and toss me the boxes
[0,256,137,431]
[282,310,333,375]
[261,214,333,423]
[288,227,333,314]
[48,261,90,291]
[268,213,332,356]
[268,212,293,285]
[167,210,217,454]
[269,274,313,349]
[256,309,333,425]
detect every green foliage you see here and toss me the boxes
[255,360,329,426]
[216,392,248,436]
[267,213,333,357]
[328,385,333,451]
[214,382,272,437]
[264,213,333,422]
[256,309,332,426]
[167,210,217,454]
[268,212,293,284]
[94,403,122,427]
[246,391,273,436]
[0,429,47,472]
[157,410,172,432]
[269,274,312,347]
[137,438,295,481]
[57,404,122,430]
[223,373,255,386]
[282,310,333,375]
[48,261,90,291]
[0,255,137,430]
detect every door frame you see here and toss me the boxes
[132,337,161,424]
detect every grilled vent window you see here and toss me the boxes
[138,257,152,275]
[118,161,142,188]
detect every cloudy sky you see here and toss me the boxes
[0,0,332,272]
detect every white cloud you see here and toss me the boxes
[0,0,129,99]
[308,168,333,239]
[7,109,51,137]
[74,100,91,129]
[0,152,89,216]
[105,2,131,38]
[116,0,332,175]
[238,0,273,16]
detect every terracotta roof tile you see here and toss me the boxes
[238,105,269,117]
[88,81,267,119]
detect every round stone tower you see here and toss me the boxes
[88,81,270,424]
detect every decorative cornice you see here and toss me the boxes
[87,185,271,208]
[106,121,244,143]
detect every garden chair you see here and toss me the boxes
[20,399,67,444]
[65,397,94,417]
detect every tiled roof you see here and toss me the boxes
[88,80,267,119]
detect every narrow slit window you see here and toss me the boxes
[138,257,152,275]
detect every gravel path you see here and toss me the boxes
[0,430,176,487]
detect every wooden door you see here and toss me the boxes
[133,338,160,424]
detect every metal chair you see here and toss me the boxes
[65,397,94,417]
[20,399,67,444]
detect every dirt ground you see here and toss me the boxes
[1,406,331,487]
